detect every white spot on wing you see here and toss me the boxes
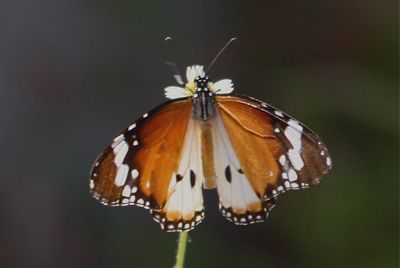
[113,141,130,186]
[279,155,286,165]
[288,168,298,182]
[122,185,131,197]
[326,157,332,166]
[284,120,303,150]
[128,123,136,131]
[288,119,303,131]
[291,182,299,188]
[114,165,129,186]
[274,110,284,117]
[287,149,304,170]
[131,169,139,179]
[111,134,124,148]
[113,141,129,166]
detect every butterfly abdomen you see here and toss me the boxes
[200,122,217,189]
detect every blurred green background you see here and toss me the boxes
[1,0,398,267]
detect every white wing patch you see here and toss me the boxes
[155,119,205,231]
[112,141,130,187]
[277,119,308,191]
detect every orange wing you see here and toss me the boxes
[90,98,205,231]
[214,95,332,224]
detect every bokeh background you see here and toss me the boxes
[1,0,398,267]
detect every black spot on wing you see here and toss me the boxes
[176,174,183,182]
[225,166,232,183]
[190,170,196,188]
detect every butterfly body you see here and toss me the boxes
[90,65,332,232]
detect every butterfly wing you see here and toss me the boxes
[90,98,205,232]
[214,95,332,224]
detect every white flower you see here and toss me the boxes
[164,65,234,99]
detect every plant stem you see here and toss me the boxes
[175,231,188,268]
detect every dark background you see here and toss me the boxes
[1,0,398,267]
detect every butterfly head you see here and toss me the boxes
[164,65,234,100]
[194,75,210,91]
[192,75,216,121]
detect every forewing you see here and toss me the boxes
[215,95,332,224]
[90,98,204,231]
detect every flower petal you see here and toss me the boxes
[186,66,196,83]
[164,86,187,99]
[186,65,204,83]
[213,79,234,94]
[194,65,205,77]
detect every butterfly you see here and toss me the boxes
[90,65,332,232]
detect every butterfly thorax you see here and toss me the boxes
[192,76,216,121]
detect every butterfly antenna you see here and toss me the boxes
[164,36,181,51]
[164,36,186,85]
[206,37,237,73]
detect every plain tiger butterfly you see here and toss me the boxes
[90,65,332,232]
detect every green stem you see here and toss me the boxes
[175,231,188,268]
